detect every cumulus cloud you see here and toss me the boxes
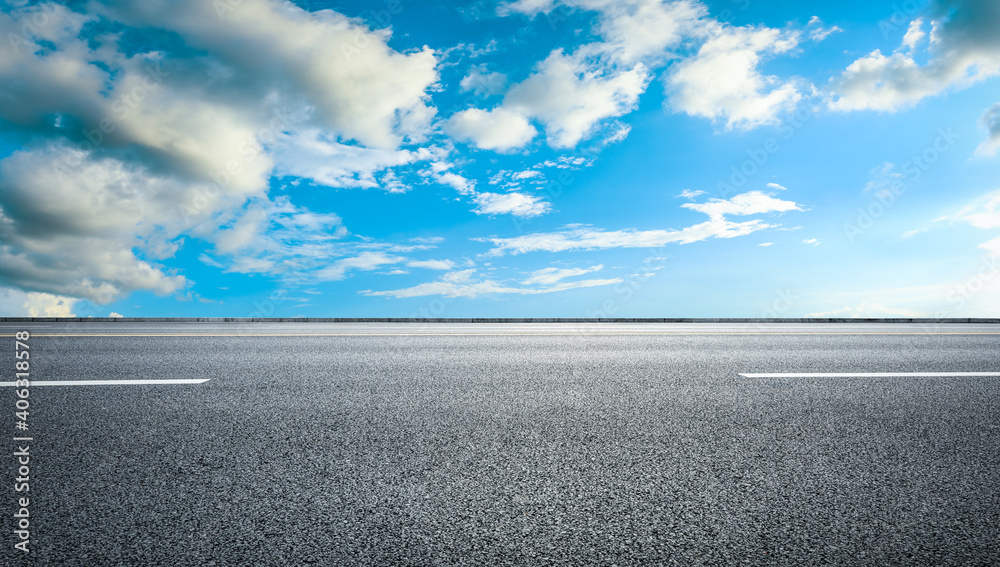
[975,103,1000,157]
[459,66,508,97]
[446,107,538,151]
[0,145,191,303]
[87,0,439,149]
[505,49,649,147]
[483,190,802,255]
[830,0,1000,112]
[501,0,705,64]
[0,288,77,317]
[484,0,812,146]
[0,0,442,303]
[902,18,927,50]
[665,23,804,129]
[682,190,803,219]
[363,268,621,298]
[473,192,551,217]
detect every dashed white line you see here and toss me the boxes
[740,372,1000,378]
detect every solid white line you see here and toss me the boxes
[0,379,210,387]
[740,372,1000,378]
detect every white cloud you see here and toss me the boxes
[501,0,706,64]
[109,311,124,318]
[473,192,551,217]
[0,0,443,304]
[272,130,425,189]
[315,252,405,282]
[420,160,478,195]
[446,107,537,151]
[0,288,77,317]
[214,208,269,255]
[803,238,820,245]
[513,170,543,180]
[484,190,803,255]
[975,103,1000,157]
[676,189,707,199]
[758,242,774,247]
[407,259,456,270]
[937,188,1000,230]
[88,0,439,149]
[521,264,604,285]
[0,145,192,303]
[682,190,803,219]
[438,171,477,194]
[936,187,1000,259]
[505,49,648,147]
[363,268,621,298]
[902,18,927,50]
[575,0,706,64]
[980,235,1000,255]
[805,301,924,319]
[830,0,1000,112]
[460,66,508,97]
[494,1,810,140]
[665,23,804,129]
[807,16,842,42]
[198,197,418,285]
[766,182,788,191]
[410,236,445,245]
[498,0,556,16]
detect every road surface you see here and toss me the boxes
[2,322,998,565]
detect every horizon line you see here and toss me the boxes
[2,317,1000,324]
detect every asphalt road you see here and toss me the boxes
[2,322,999,566]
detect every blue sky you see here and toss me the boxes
[1,0,999,318]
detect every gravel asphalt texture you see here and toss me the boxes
[2,322,999,566]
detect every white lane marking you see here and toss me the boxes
[741,372,1000,378]
[0,379,210,387]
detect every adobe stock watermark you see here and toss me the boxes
[844,127,959,243]
[716,105,816,199]
[12,331,33,554]
[583,247,669,319]
[717,0,752,24]
[248,271,311,319]
[509,167,578,236]
[877,0,927,39]
[340,0,406,61]
[78,61,171,152]
[940,252,1000,314]
[5,0,67,55]
[179,106,295,224]
[760,289,798,319]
